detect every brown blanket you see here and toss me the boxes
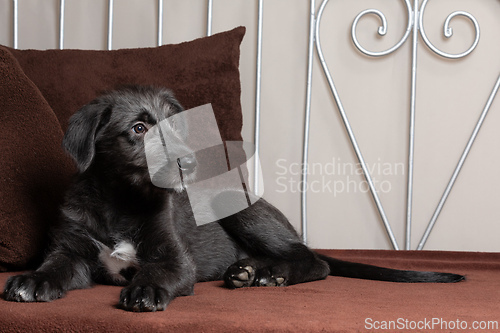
[1,250,498,332]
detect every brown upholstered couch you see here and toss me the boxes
[1,27,499,332]
[1,251,499,332]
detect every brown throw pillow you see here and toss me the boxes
[0,46,75,271]
[9,27,245,142]
[0,27,245,271]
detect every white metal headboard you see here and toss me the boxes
[305,0,499,250]
[5,0,500,251]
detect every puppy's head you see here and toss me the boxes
[63,85,196,191]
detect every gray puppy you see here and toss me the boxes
[3,86,464,312]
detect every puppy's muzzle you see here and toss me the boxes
[177,155,197,175]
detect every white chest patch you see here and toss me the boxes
[98,241,139,283]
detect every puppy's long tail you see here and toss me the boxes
[317,254,465,283]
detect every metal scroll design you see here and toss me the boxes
[305,0,500,250]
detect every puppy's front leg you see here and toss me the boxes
[118,245,196,312]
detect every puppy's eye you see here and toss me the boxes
[132,123,147,134]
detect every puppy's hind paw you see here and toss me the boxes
[224,265,256,289]
[255,272,287,287]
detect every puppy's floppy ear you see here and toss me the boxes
[63,101,112,173]
[159,88,184,115]
[161,90,188,139]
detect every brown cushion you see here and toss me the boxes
[9,27,245,141]
[1,250,495,332]
[0,46,75,271]
[0,27,246,271]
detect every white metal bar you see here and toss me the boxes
[417,74,500,250]
[316,0,399,250]
[405,1,418,250]
[107,0,114,50]
[59,0,65,49]
[300,0,316,244]
[13,0,18,49]
[253,0,263,195]
[158,0,163,46]
[207,0,213,36]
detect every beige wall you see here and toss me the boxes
[1,0,499,251]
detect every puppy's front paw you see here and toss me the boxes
[3,273,64,302]
[224,264,256,289]
[119,285,170,312]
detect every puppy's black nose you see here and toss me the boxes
[177,155,197,174]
